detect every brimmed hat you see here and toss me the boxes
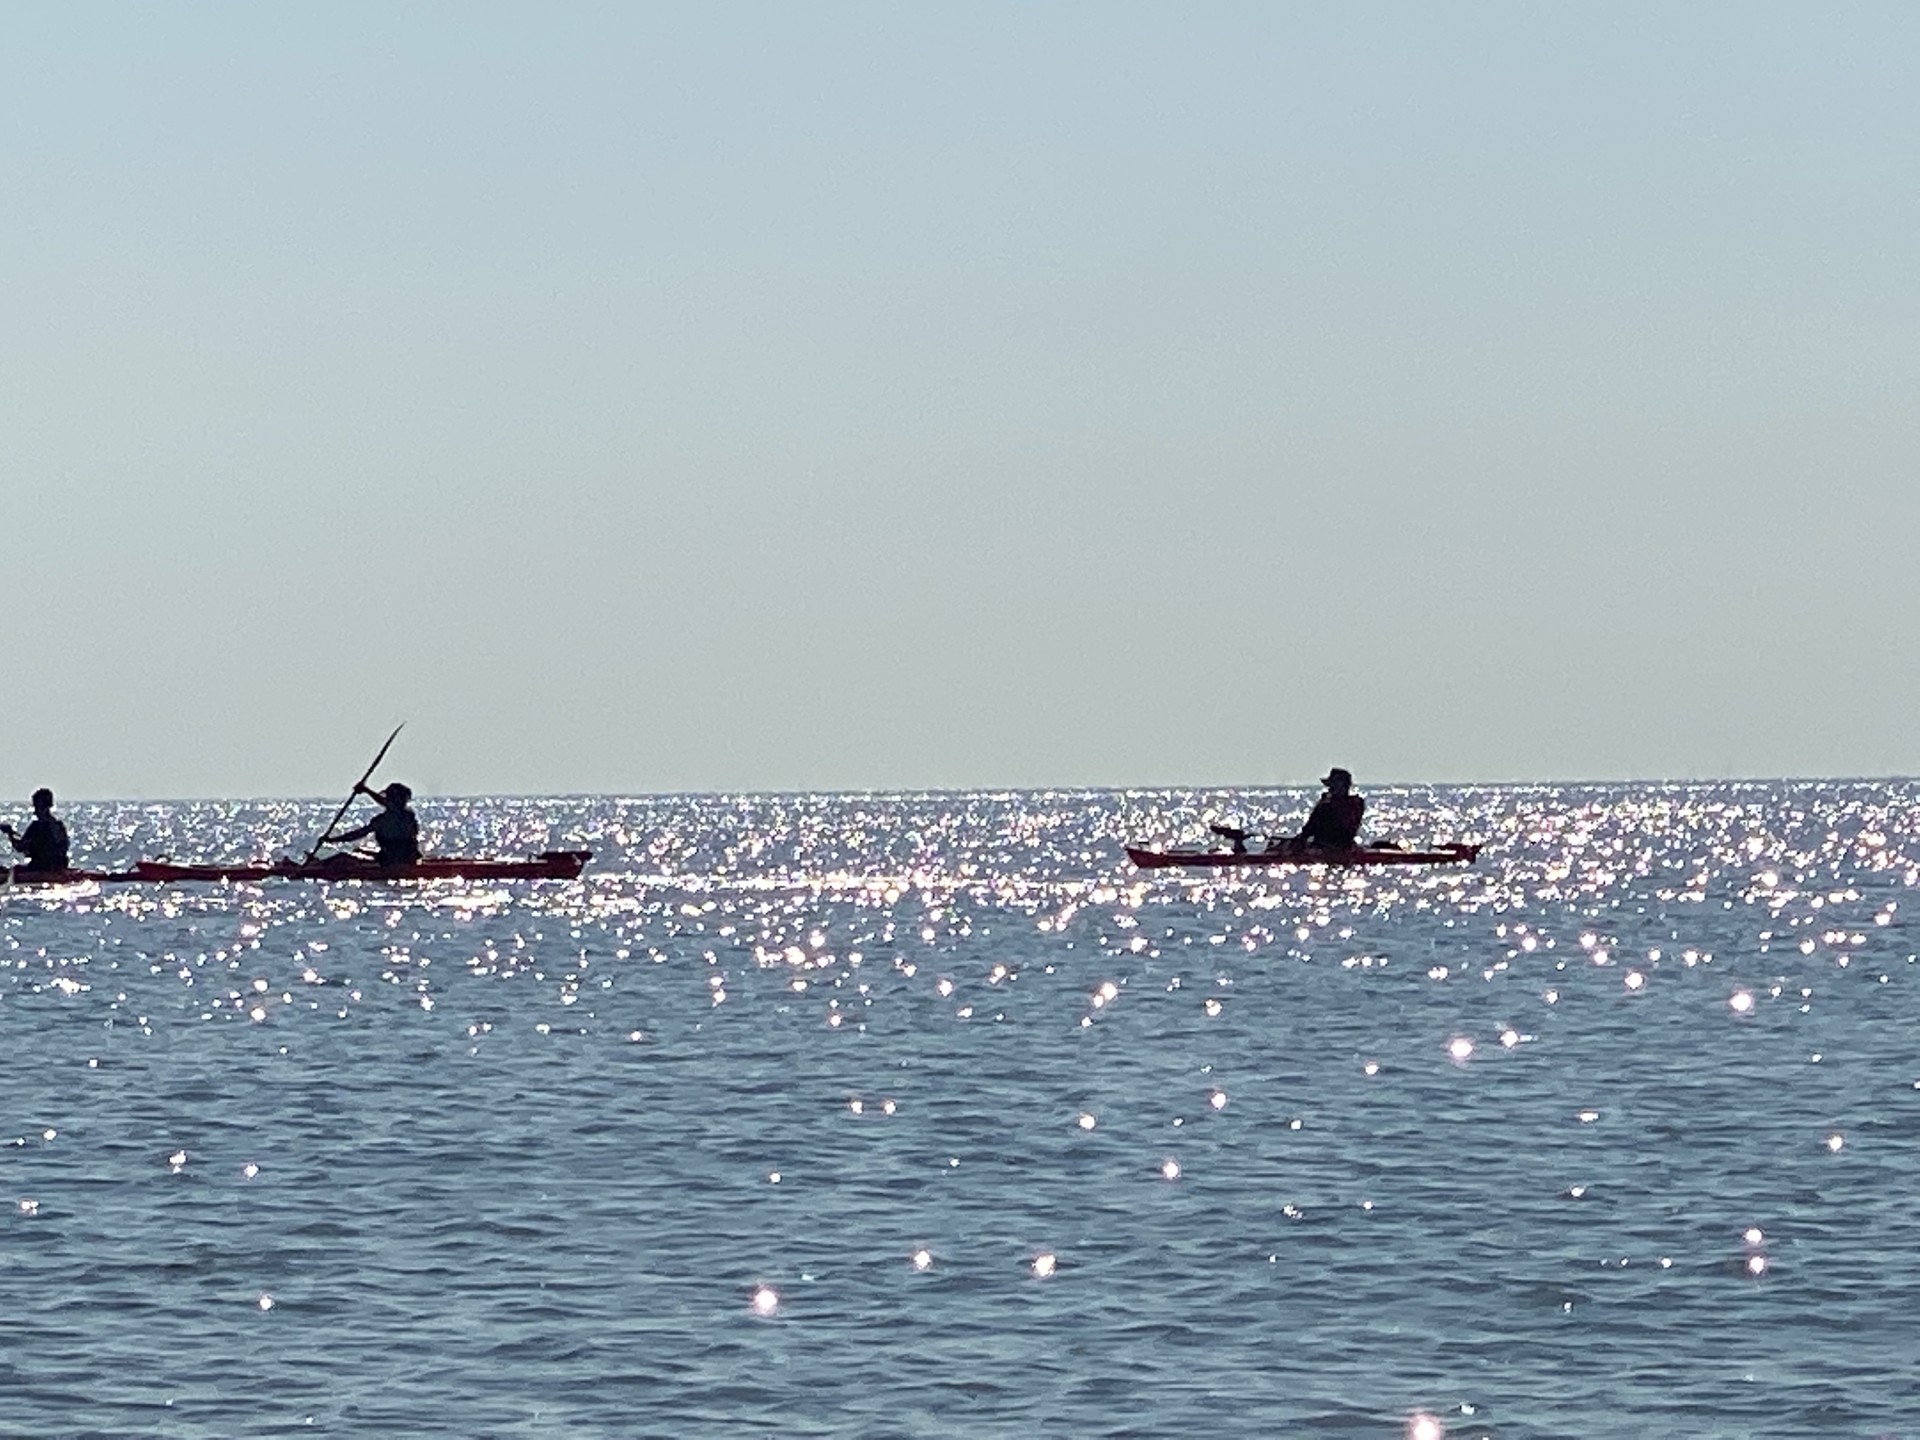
[1322,767,1353,788]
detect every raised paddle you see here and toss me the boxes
[303,723,405,864]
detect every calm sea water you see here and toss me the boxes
[4,783,1918,1439]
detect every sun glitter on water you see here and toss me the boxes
[11,782,1920,1437]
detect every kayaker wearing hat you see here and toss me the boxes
[1273,767,1364,852]
[2,787,70,872]
[329,781,423,866]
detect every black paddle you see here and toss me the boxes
[303,723,404,864]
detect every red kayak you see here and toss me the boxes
[1127,842,1480,870]
[130,850,594,883]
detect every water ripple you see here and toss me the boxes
[4,783,1919,1435]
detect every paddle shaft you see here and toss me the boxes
[303,723,404,863]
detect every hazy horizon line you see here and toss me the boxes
[34,772,1920,807]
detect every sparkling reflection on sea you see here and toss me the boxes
[4,783,1919,1438]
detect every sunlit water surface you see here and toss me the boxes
[4,784,1919,1438]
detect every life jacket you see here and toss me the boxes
[21,816,69,872]
[1302,793,1364,847]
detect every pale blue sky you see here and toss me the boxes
[4,2,1915,798]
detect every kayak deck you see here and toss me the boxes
[1127,842,1480,870]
